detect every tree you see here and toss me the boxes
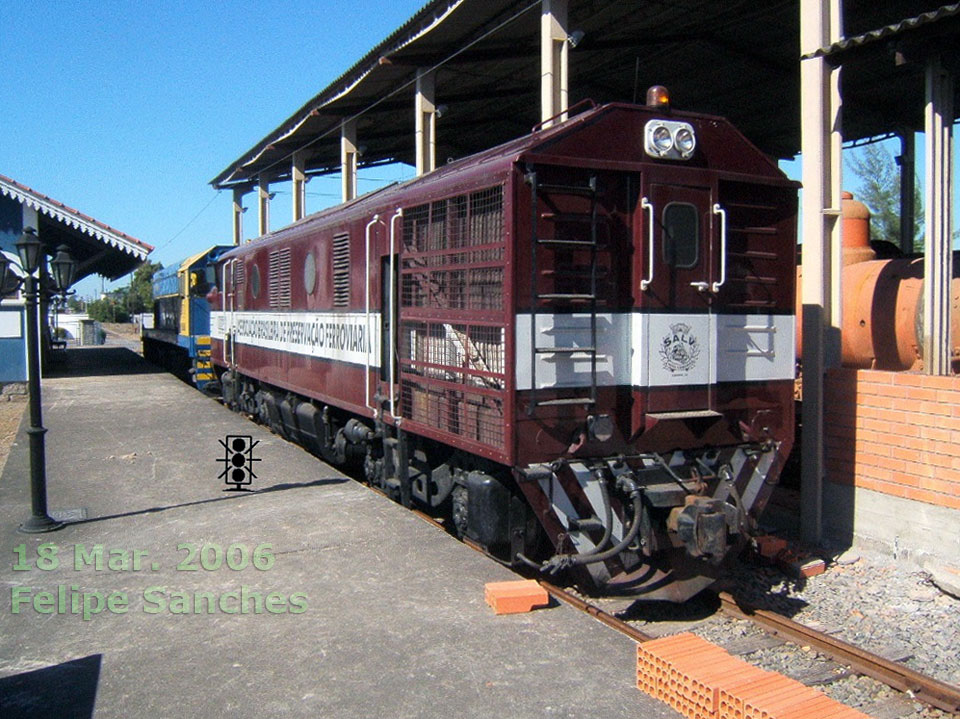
[126,261,162,315]
[87,297,129,324]
[846,142,923,252]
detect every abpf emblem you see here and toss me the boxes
[659,322,701,373]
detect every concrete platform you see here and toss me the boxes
[0,347,675,719]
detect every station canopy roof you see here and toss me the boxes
[1,174,153,282]
[212,0,960,191]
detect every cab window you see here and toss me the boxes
[662,202,698,269]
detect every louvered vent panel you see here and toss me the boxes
[235,262,246,307]
[332,233,351,307]
[268,248,291,309]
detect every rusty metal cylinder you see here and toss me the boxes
[796,192,960,371]
[839,258,922,369]
[840,191,875,266]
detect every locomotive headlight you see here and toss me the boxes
[652,126,673,153]
[674,127,696,157]
[644,119,696,161]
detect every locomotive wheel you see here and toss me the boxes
[451,485,468,539]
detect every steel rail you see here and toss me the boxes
[717,591,960,712]
[406,506,655,642]
[538,580,654,644]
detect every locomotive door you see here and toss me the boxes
[640,183,721,415]
[377,208,403,422]
[222,258,237,370]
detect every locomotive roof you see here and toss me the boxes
[219,100,790,258]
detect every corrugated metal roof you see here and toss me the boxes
[803,3,960,60]
[0,173,152,281]
[211,1,960,192]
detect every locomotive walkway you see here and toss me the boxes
[0,346,673,719]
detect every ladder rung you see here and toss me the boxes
[537,293,596,301]
[537,238,596,247]
[535,346,596,354]
[535,397,597,407]
[537,183,596,196]
[540,212,596,222]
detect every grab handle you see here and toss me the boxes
[364,214,382,415]
[640,197,654,291]
[711,203,727,294]
[388,208,404,421]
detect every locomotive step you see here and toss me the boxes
[536,238,598,247]
[645,409,723,420]
[535,182,597,196]
[536,293,596,301]
[539,211,601,223]
[534,346,597,354]
[535,397,596,407]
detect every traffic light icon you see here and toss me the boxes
[218,435,260,491]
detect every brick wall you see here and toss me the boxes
[825,368,960,510]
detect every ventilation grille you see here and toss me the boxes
[268,248,291,309]
[333,233,351,307]
[401,185,505,311]
[234,262,246,307]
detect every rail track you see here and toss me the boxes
[715,592,960,713]
[403,504,960,714]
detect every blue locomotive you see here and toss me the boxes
[142,245,232,389]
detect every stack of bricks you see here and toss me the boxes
[636,632,872,719]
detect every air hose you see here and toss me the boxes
[518,475,644,575]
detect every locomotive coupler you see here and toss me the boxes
[669,496,740,562]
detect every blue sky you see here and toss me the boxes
[1,2,956,299]
[1,1,426,297]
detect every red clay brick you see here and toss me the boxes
[920,374,960,390]
[744,686,823,719]
[776,695,864,719]
[898,386,940,402]
[755,535,788,559]
[920,426,952,442]
[919,400,955,416]
[891,445,920,462]
[892,371,925,387]
[483,580,549,615]
[921,477,960,495]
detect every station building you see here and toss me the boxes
[0,174,152,391]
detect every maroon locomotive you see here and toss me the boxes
[209,94,798,601]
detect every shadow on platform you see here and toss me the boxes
[70,476,349,527]
[45,347,162,378]
[0,654,101,719]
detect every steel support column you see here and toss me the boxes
[292,150,306,222]
[540,0,568,127]
[415,70,436,176]
[923,56,954,376]
[232,187,245,245]
[257,177,270,237]
[898,132,916,255]
[342,119,359,202]
[799,0,843,545]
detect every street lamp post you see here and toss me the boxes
[0,228,77,533]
